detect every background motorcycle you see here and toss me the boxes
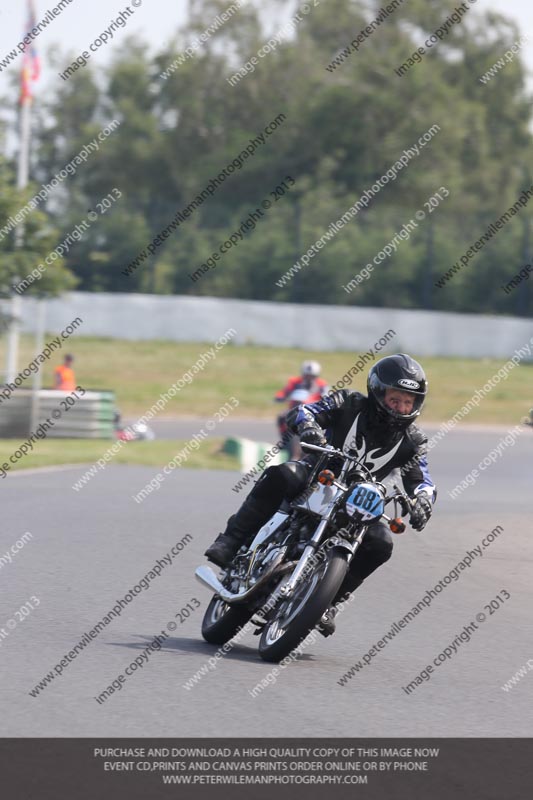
[196,442,414,663]
[521,408,533,428]
[276,388,312,460]
[113,409,155,441]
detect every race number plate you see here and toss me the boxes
[345,482,385,522]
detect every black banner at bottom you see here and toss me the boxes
[1,738,531,799]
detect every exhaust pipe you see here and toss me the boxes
[195,565,239,603]
[195,558,297,605]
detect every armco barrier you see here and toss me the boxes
[0,389,115,439]
[14,292,533,359]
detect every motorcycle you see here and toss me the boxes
[521,408,533,428]
[114,410,155,441]
[196,441,414,663]
[115,421,156,441]
[276,388,313,460]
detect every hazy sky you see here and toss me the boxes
[0,0,532,97]
[0,0,188,91]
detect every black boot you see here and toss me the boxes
[205,497,275,568]
[204,515,239,568]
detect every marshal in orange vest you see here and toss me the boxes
[54,355,76,391]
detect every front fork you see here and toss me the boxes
[279,520,367,599]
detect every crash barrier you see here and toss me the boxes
[0,389,115,439]
[14,292,533,359]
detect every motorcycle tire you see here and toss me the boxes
[258,549,348,663]
[201,595,254,645]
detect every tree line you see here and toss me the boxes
[1,0,532,318]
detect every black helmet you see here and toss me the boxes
[367,353,427,430]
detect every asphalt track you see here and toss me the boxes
[1,425,532,737]
[139,416,283,440]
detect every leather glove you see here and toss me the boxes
[409,494,432,531]
[299,426,327,448]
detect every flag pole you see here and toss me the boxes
[5,1,39,403]
[16,96,32,195]
[4,98,31,384]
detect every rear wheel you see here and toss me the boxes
[258,549,348,662]
[201,595,254,645]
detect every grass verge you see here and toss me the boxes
[0,438,238,475]
[0,335,530,424]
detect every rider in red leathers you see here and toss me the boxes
[274,360,330,405]
[275,361,329,456]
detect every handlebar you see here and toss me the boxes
[389,484,414,514]
[300,442,337,454]
[301,442,414,533]
[301,441,375,480]
[381,485,415,534]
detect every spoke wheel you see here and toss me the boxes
[258,549,348,663]
[201,595,254,645]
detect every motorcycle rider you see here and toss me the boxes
[205,354,436,635]
[274,360,330,404]
[275,361,330,458]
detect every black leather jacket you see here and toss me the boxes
[286,390,436,501]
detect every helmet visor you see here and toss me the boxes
[370,376,425,420]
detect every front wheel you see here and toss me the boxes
[258,549,348,662]
[201,595,254,645]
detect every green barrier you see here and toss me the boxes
[222,436,288,473]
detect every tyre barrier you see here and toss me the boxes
[0,388,116,439]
